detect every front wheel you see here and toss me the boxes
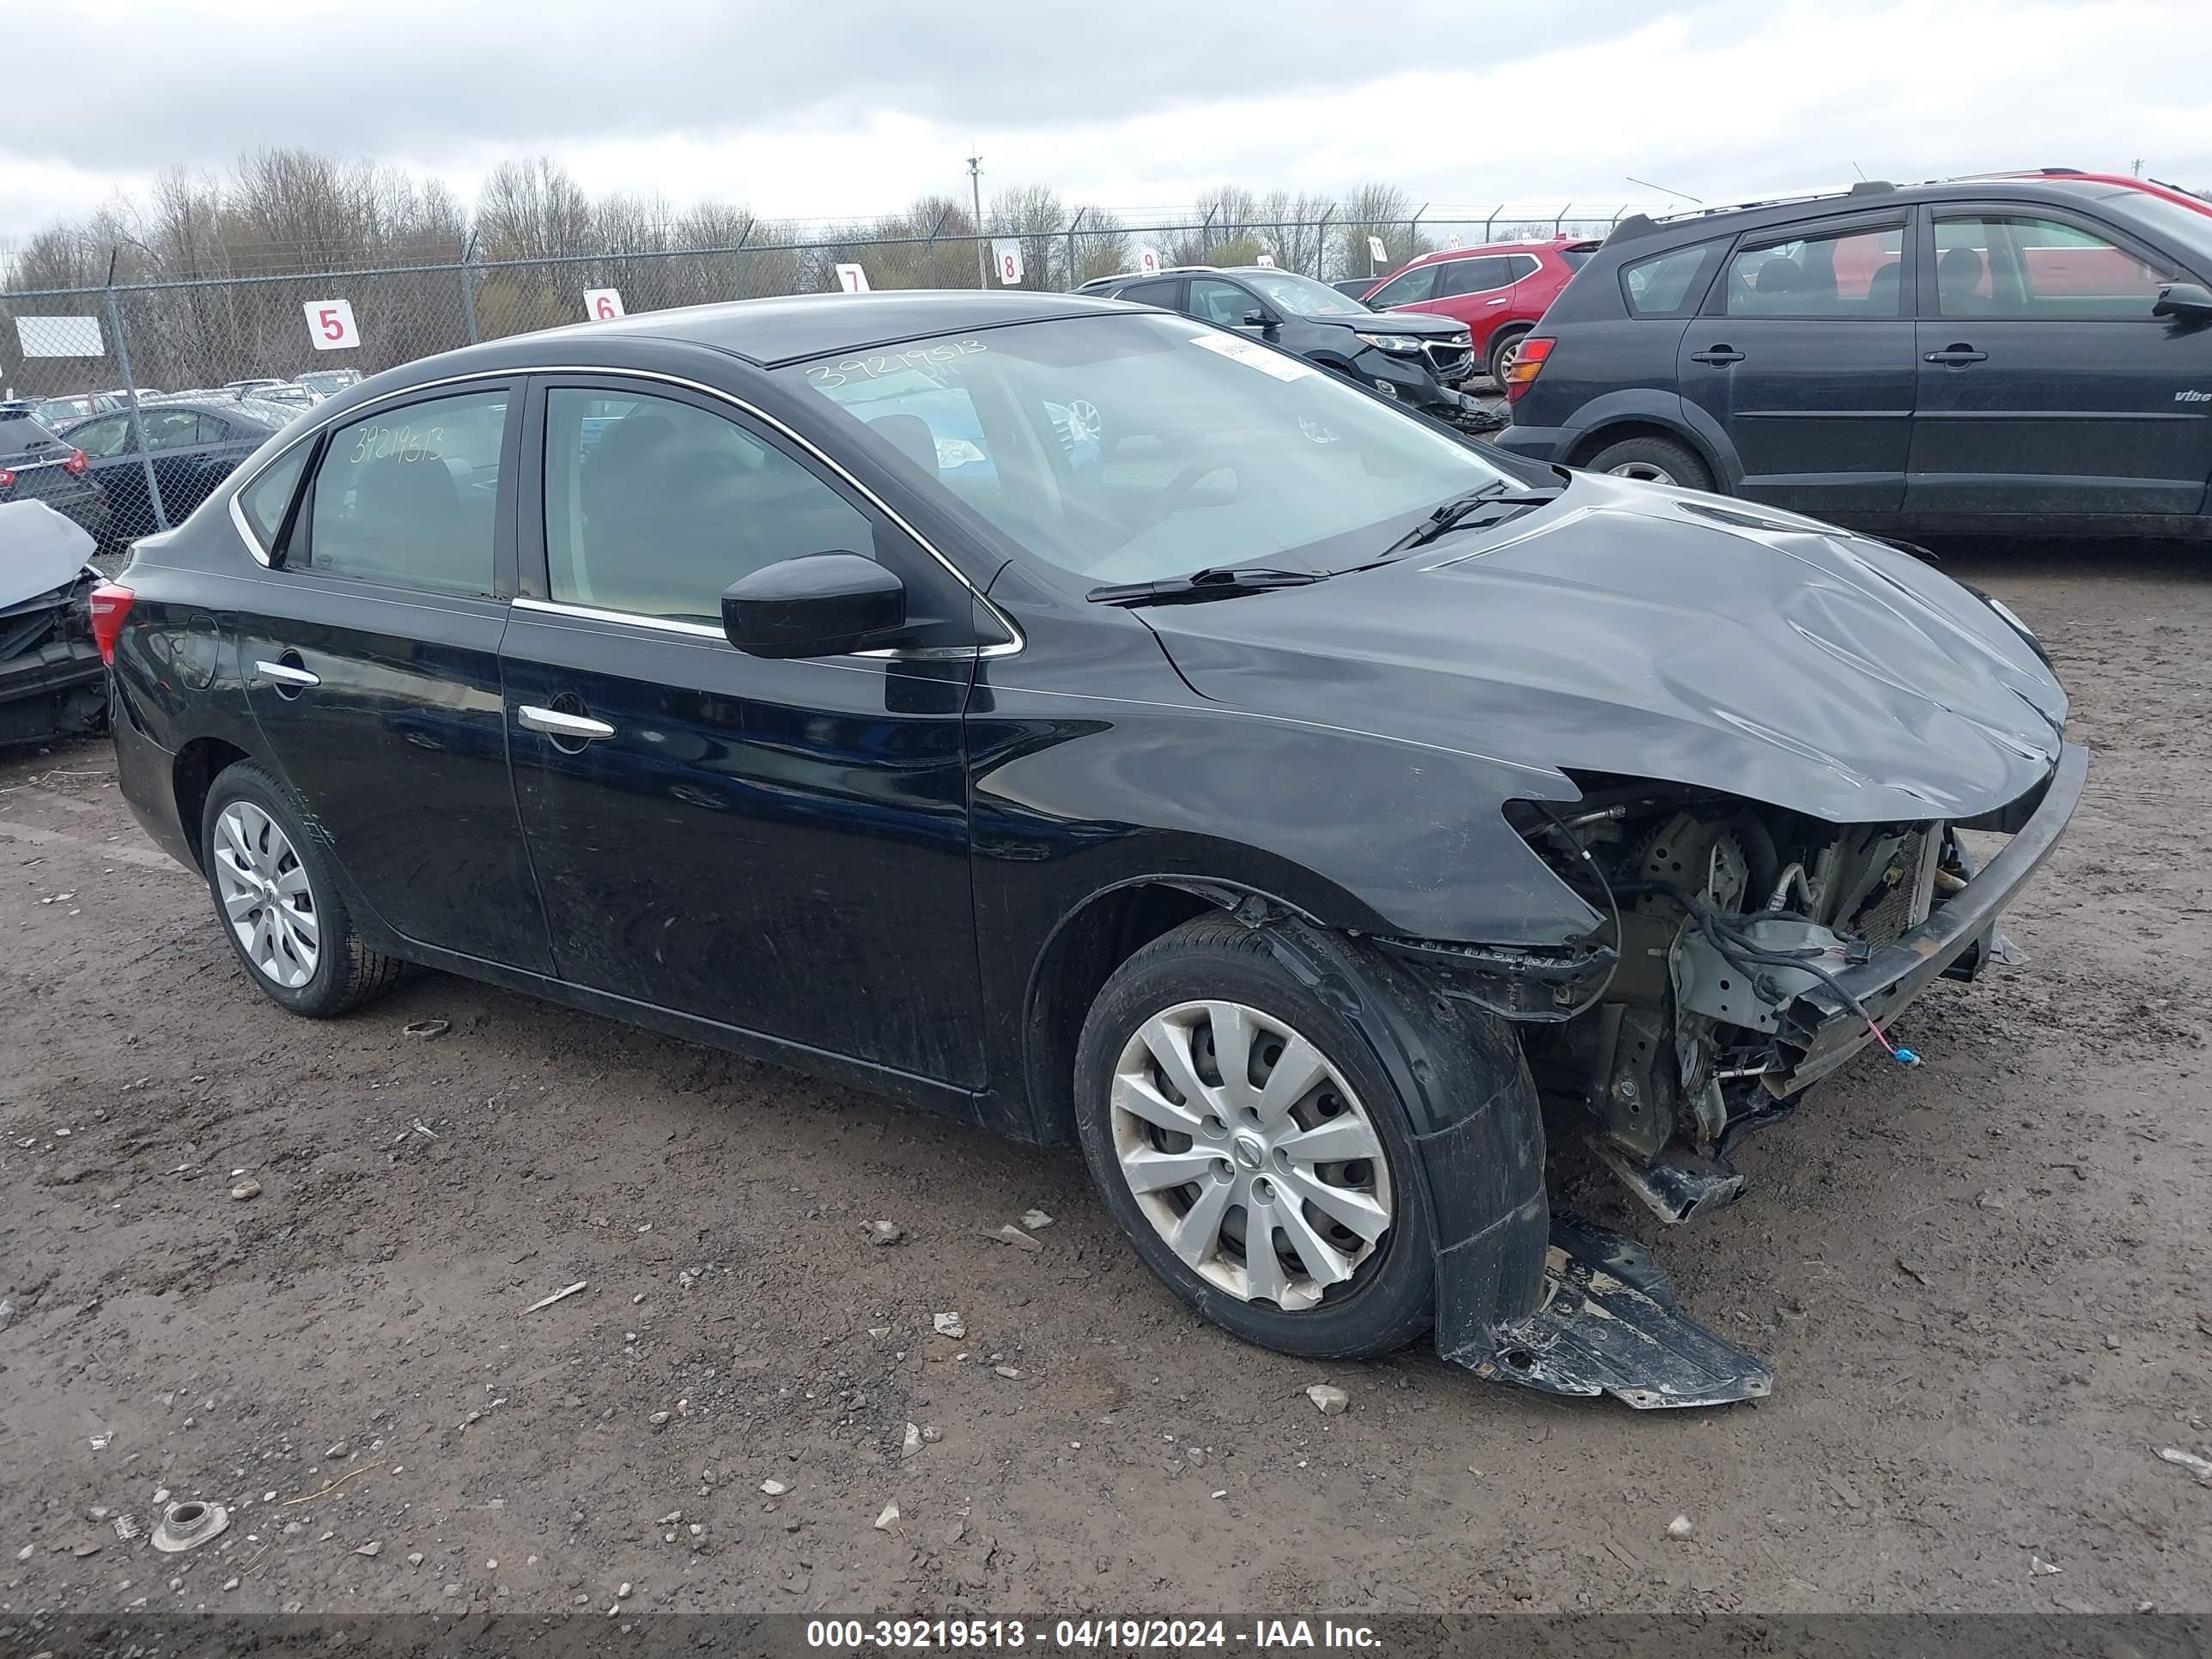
[1073,915,1436,1358]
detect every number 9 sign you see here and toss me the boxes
[303,299,359,351]
[1135,246,1161,276]
[583,288,625,321]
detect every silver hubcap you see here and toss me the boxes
[1109,1000,1393,1311]
[1494,338,1519,378]
[1607,460,1676,484]
[212,801,319,989]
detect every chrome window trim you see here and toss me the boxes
[227,431,320,566]
[510,594,1018,661]
[224,363,1023,654]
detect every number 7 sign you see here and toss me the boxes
[304,299,359,351]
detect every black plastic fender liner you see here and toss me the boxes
[1243,921,1555,1352]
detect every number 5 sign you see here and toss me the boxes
[583,288,625,320]
[304,299,358,351]
[992,239,1024,286]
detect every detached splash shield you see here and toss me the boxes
[1448,1216,1773,1408]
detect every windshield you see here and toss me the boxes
[783,313,1520,586]
[1239,268,1371,317]
[2100,189,2212,270]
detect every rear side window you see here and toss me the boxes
[238,441,313,553]
[1115,278,1182,307]
[1435,256,1515,297]
[1724,223,1904,317]
[1620,243,1716,317]
[299,389,508,594]
[543,387,873,625]
[72,415,133,458]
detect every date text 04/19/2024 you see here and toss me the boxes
[805,1618,1382,1650]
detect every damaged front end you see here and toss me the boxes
[0,502,109,747]
[1382,744,2087,1406]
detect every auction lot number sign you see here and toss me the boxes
[303,300,359,350]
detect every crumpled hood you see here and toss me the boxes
[0,500,99,608]
[1141,473,2069,823]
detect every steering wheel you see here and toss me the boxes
[1134,459,1237,531]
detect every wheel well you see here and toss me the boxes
[172,737,252,871]
[1023,883,1220,1146]
[1565,420,1712,473]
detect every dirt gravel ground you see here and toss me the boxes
[1,542,2207,1622]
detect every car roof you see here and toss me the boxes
[516,289,1129,368]
[1597,175,2193,254]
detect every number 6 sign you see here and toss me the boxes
[304,299,358,351]
[583,288,625,320]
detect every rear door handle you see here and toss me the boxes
[1924,346,1987,365]
[254,659,319,689]
[518,704,615,741]
[1689,346,1745,365]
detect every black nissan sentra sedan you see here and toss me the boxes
[94,290,2084,1407]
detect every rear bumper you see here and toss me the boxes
[112,687,197,872]
[1768,741,2088,1093]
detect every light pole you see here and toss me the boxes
[967,154,987,288]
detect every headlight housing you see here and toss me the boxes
[1354,331,1425,356]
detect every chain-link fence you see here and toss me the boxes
[1,203,1649,548]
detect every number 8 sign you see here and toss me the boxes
[303,299,358,351]
[992,239,1024,287]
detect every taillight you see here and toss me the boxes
[88,583,135,665]
[1504,336,1555,403]
[63,447,90,476]
[0,468,14,490]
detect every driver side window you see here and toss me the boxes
[1187,278,1257,326]
[543,387,874,625]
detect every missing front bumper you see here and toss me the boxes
[1768,742,2087,1095]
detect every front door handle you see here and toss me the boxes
[1689,346,1745,365]
[254,659,319,689]
[1924,345,1988,365]
[518,704,615,742]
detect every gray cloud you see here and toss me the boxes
[9,0,1689,177]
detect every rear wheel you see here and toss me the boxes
[1486,325,1530,386]
[200,760,403,1018]
[1074,915,1435,1358]
[1583,434,1712,490]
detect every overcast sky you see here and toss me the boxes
[4,0,2209,243]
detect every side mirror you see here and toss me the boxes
[721,552,906,659]
[2152,281,2212,324]
[1242,308,1277,330]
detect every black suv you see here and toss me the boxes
[1080,264,1482,423]
[1495,175,2212,537]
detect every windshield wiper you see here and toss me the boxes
[1087,565,1327,606]
[1376,482,1562,558]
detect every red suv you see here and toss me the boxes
[1359,238,1599,384]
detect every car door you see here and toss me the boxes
[143,408,224,520]
[232,381,553,971]
[1675,212,1917,520]
[499,375,988,1086]
[1905,204,2212,518]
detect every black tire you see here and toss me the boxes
[1485,325,1529,386]
[1582,434,1713,491]
[199,759,404,1018]
[1073,914,1437,1359]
